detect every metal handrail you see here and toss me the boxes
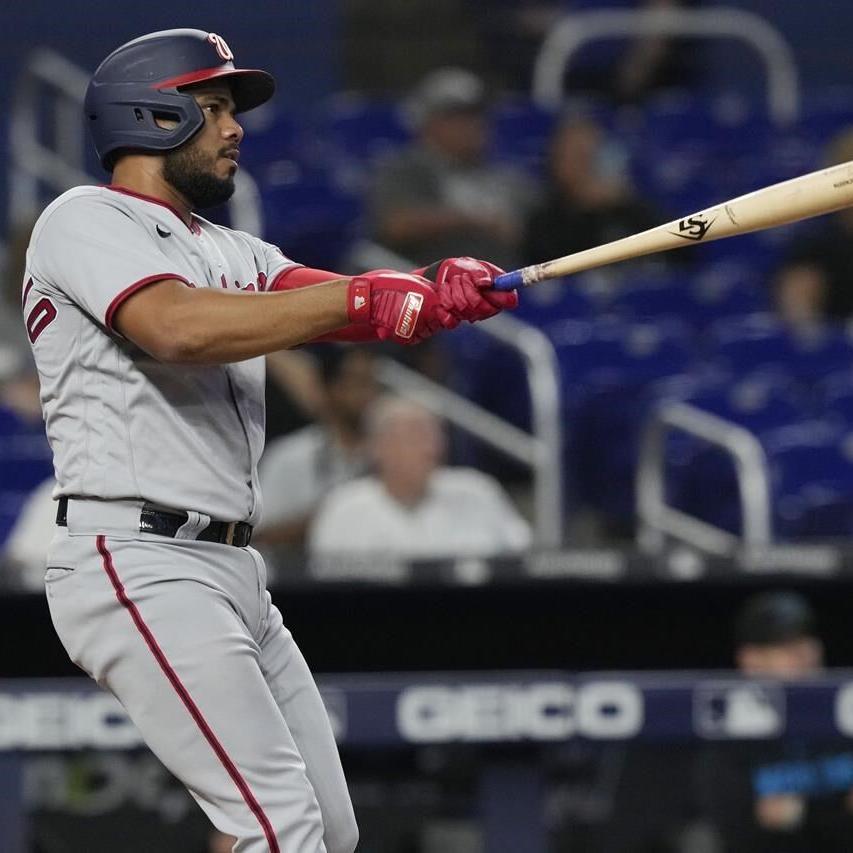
[636,401,772,556]
[9,48,90,228]
[9,47,263,233]
[533,7,800,124]
[349,240,564,547]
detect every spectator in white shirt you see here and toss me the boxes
[308,396,531,561]
[256,345,380,548]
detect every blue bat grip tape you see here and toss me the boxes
[493,270,524,291]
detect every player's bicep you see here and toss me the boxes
[112,278,197,360]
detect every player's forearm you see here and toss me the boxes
[155,281,351,363]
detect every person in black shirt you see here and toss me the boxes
[694,591,853,852]
[522,115,661,279]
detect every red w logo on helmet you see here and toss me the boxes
[207,33,234,62]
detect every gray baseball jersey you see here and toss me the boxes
[25,185,359,852]
[24,184,294,524]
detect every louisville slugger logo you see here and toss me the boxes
[396,292,424,339]
[669,213,716,241]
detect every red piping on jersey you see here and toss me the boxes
[105,185,200,233]
[105,274,191,331]
[95,536,281,853]
[21,277,34,311]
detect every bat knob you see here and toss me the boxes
[493,270,524,291]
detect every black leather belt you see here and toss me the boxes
[56,497,253,547]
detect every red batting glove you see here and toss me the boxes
[346,270,446,345]
[416,257,519,325]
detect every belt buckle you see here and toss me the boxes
[224,521,237,546]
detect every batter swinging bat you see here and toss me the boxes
[493,160,853,291]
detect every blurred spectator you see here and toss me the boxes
[694,591,853,852]
[1,219,36,357]
[365,67,536,270]
[772,128,853,327]
[264,349,327,442]
[256,345,380,549]
[308,396,531,559]
[522,115,664,284]
[3,476,55,591]
[0,347,53,550]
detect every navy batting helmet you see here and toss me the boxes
[84,29,275,170]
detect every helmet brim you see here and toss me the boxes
[156,67,275,113]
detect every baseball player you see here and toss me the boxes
[22,29,518,853]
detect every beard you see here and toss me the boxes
[163,141,236,210]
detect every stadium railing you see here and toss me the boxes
[532,6,800,124]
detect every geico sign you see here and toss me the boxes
[0,693,144,750]
[397,681,643,742]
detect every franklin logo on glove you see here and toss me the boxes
[396,292,424,339]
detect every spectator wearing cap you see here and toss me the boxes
[365,67,536,270]
[0,347,53,559]
[693,591,853,853]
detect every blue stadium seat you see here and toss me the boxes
[764,420,853,539]
[490,99,558,176]
[664,373,805,535]
[682,370,803,434]
[797,86,853,145]
[609,272,699,324]
[551,316,695,400]
[308,94,411,189]
[512,278,595,326]
[688,263,770,328]
[765,419,850,495]
[819,367,853,427]
[553,317,696,520]
[788,326,853,384]
[238,112,305,176]
[705,313,796,375]
[262,172,362,269]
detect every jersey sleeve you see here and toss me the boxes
[29,194,190,330]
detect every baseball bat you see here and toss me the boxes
[493,160,853,291]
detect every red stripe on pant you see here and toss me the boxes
[96,535,280,852]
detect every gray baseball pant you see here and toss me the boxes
[43,498,358,853]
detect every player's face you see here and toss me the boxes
[162,82,244,209]
[738,637,824,678]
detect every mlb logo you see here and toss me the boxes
[693,681,785,739]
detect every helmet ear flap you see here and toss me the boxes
[85,86,206,170]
